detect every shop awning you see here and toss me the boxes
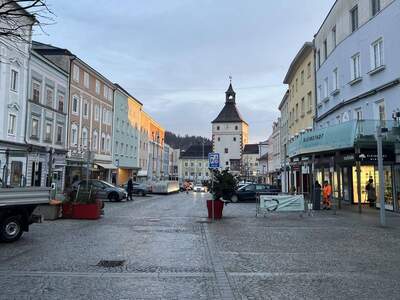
[96,163,117,170]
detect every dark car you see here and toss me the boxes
[230,183,280,202]
[72,180,127,202]
[121,182,148,196]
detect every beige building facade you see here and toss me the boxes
[283,42,315,138]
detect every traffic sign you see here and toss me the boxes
[208,152,220,169]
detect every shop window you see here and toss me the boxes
[10,161,23,187]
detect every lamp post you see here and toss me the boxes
[377,126,387,227]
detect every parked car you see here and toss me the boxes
[121,182,148,196]
[230,183,279,202]
[193,185,207,192]
[72,180,127,202]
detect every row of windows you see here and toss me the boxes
[30,117,64,144]
[184,162,206,167]
[71,95,112,125]
[72,65,113,101]
[317,0,381,69]
[216,125,239,131]
[290,61,312,95]
[114,141,137,158]
[31,79,65,113]
[216,136,237,142]
[184,172,210,177]
[317,37,384,103]
[288,92,313,127]
[70,124,111,153]
[115,118,139,136]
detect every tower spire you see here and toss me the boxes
[225,77,236,104]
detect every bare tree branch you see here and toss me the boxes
[0,0,55,43]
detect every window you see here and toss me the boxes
[32,80,41,102]
[295,78,298,91]
[301,70,304,85]
[94,105,100,121]
[107,136,111,153]
[102,108,106,123]
[125,143,128,155]
[184,162,188,167]
[333,68,338,91]
[225,161,229,166]
[317,50,321,68]
[10,69,18,91]
[46,87,54,108]
[307,62,311,78]
[350,5,359,32]
[224,148,228,154]
[103,85,108,99]
[8,114,16,135]
[295,104,299,120]
[371,38,384,70]
[45,122,52,142]
[332,26,337,48]
[217,126,220,130]
[31,118,39,138]
[95,80,100,94]
[93,131,98,150]
[83,72,89,88]
[108,88,113,101]
[71,124,78,145]
[56,125,63,144]
[301,98,305,116]
[323,78,328,98]
[72,96,79,115]
[336,115,341,124]
[58,94,65,113]
[101,134,106,151]
[83,101,89,118]
[73,65,79,82]
[235,125,238,130]
[376,100,386,121]
[217,137,220,142]
[355,108,363,121]
[351,53,361,80]
[371,0,380,16]
[323,39,328,60]
[307,92,312,111]
[81,127,88,147]
[233,137,236,142]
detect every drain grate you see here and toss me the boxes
[97,260,126,268]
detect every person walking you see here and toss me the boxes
[322,180,332,210]
[127,177,134,201]
[365,178,376,208]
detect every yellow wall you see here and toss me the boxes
[127,96,142,129]
[287,50,315,137]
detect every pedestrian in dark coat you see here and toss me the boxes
[127,178,134,201]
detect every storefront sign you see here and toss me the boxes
[288,121,357,157]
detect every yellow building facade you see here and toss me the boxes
[284,42,315,137]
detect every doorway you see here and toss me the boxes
[31,162,42,187]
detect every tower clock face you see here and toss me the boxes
[229,95,233,100]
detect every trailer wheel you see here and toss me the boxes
[0,216,23,243]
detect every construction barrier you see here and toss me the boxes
[256,194,305,217]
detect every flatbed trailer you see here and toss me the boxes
[0,187,51,242]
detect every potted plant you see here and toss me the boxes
[62,187,102,220]
[206,170,237,219]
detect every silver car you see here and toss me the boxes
[72,180,127,202]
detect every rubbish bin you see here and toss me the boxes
[313,188,321,210]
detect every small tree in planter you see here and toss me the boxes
[62,186,103,220]
[206,169,237,219]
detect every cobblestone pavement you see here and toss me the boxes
[1,192,400,299]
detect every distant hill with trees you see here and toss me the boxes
[165,131,212,150]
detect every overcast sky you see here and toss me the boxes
[37,0,335,143]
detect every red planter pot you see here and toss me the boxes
[207,200,224,219]
[62,200,102,220]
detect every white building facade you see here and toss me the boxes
[26,50,69,191]
[0,6,34,186]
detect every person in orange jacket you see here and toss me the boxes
[322,180,332,210]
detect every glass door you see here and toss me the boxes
[395,165,400,212]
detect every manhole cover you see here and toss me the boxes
[97,260,126,268]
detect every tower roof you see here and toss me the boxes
[212,81,247,124]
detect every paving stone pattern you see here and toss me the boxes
[1,193,400,299]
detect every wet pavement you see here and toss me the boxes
[1,192,400,299]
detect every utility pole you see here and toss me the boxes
[377,125,386,226]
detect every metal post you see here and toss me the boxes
[377,126,386,226]
[47,148,53,188]
[211,172,214,222]
[356,147,362,214]
[3,149,9,187]
[86,142,90,190]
